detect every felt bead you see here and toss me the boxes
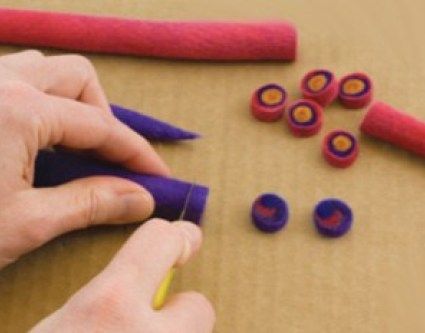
[323,130,359,168]
[285,99,323,137]
[300,69,338,107]
[313,199,353,237]
[251,193,289,233]
[0,8,298,61]
[338,72,373,109]
[34,150,209,224]
[361,101,425,158]
[251,83,287,122]
[110,104,199,141]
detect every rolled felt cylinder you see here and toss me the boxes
[313,198,353,238]
[300,69,338,107]
[110,104,199,141]
[323,130,359,168]
[0,8,297,61]
[360,101,425,158]
[338,72,373,109]
[285,99,323,137]
[34,150,209,224]
[251,193,289,233]
[251,83,287,122]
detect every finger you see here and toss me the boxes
[161,291,216,333]
[4,82,169,175]
[104,219,202,303]
[0,50,110,113]
[0,176,154,268]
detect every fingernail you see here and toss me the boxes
[119,188,155,221]
[175,222,202,265]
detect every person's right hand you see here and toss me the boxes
[31,219,215,333]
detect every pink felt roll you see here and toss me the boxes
[0,8,298,61]
[360,101,425,157]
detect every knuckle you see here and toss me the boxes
[144,219,185,245]
[3,192,48,248]
[0,80,35,103]
[69,54,96,73]
[182,291,216,320]
[68,281,135,325]
[80,187,103,227]
[21,49,44,60]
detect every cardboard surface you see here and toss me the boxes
[0,1,425,332]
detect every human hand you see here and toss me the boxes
[31,219,215,333]
[0,49,169,268]
[0,50,214,332]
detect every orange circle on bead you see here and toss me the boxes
[260,88,283,106]
[332,135,353,152]
[307,74,328,92]
[342,78,365,95]
[293,106,313,123]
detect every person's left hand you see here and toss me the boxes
[0,50,170,269]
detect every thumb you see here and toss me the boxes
[0,176,154,268]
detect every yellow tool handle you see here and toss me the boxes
[152,268,176,310]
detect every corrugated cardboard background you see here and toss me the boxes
[0,1,425,332]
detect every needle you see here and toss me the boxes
[152,184,194,310]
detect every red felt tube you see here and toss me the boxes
[0,8,298,61]
[360,101,425,157]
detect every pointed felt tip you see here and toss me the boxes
[110,104,201,141]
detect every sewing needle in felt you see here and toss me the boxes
[152,185,194,310]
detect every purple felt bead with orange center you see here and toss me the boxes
[285,99,323,137]
[313,199,353,237]
[322,130,359,168]
[300,69,338,107]
[338,72,373,109]
[251,193,289,233]
[251,83,287,122]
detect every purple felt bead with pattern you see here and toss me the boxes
[313,199,352,237]
[251,193,288,233]
[110,104,199,141]
[34,150,209,224]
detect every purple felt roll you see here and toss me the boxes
[110,104,199,141]
[34,150,209,224]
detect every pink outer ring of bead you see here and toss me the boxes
[285,99,323,137]
[322,130,359,168]
[251,83,287,122]
[300,69,339,107]
[338,72,373,109]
